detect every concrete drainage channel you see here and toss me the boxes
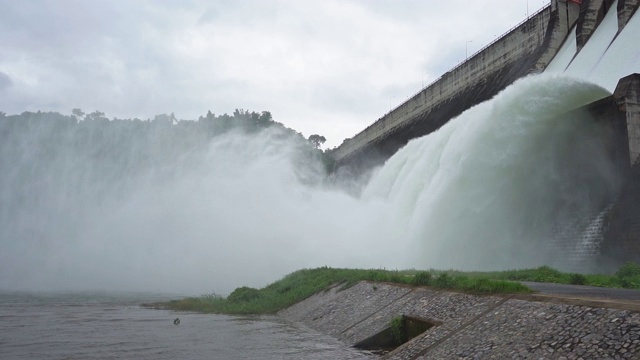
[354,316,439,355]
[278,281,640,359]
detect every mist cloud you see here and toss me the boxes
[0,75,621,295]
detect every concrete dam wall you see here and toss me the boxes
[332,0,640,171]
[541,74,640,271]
[600,74,640,266]
[329,0,640,272]
[333,0,581,169]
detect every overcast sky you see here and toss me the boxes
[0,0,548,148]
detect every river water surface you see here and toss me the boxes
[0,292,372,359]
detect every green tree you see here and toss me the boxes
[71,108,85,120]
[86,110,106,121]
[308,134,326,148]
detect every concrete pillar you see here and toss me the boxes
[576,0,612,51]
[617,0,640,32]
[537,0,581,71]
[555,0,581,34]
[613,73,640,165]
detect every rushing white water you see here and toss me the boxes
[0,75,619,295]
[4,3,638,292]
[574,205,614,264]
[362,75,619,271]
[0,125,398,294]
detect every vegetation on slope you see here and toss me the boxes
[162,267,531,315]
[161,262,640,315]
[466,262,640,289]
[0,109,335,182]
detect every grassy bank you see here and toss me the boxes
[160,262,640,315]
[161,267,530,315]
[464,262,640,289]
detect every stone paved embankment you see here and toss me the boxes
[278,281,640,359]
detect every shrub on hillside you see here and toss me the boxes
[568,273,587,285]
[412,271,432,286]
[615,262,640,288]
[434,273,455,288]
[533,266,563,282]
[467,277,494,293]
[616,262,640,278]
[227,286,261,303]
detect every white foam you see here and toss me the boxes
[363,75,618,270]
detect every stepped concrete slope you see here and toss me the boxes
[279,281,640,359]
[333,0,640,171]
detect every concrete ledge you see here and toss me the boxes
[512,293,640,312]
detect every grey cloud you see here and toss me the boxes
[198,8,219,24]
[0,72,12,91]
[0,0,537,146]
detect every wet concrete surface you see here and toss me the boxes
[522,281,640,301]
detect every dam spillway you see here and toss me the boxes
[3,1,640,293]
[332,0,640,170]
[329,0,640,271]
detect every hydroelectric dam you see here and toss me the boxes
[3,0,640,294]
[332,0,640,272]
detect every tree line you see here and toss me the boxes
[0,109,334,216]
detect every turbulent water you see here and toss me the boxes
[0,292,371,360]
[2,0,638,297]
[0,76,621,360]
[0,75,621,296]
[363,75,619,270]
[2,4,639,358]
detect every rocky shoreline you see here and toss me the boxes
[278,281,640,359]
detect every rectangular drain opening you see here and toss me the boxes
[354,316,437,355]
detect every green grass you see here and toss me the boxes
[159,262,640,315]
[161,267,530,315]
[456,263,640,289]
[389,316,406,345]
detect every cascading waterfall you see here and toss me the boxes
[541,0,640,267]
[362,75,620,271]
[5,1,640,291]
[575,205,614,266]
[0,75,619,295]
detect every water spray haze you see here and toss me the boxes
[364,75,620,270]
[0,121,393,294]
[0,75,622,294]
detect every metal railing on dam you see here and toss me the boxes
[386,4,551,120]
[333,0,579,169]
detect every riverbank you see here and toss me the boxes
[157,264,640,315]
[279,281,640,359]
[157,267,530,315]
[153,265,640,358]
